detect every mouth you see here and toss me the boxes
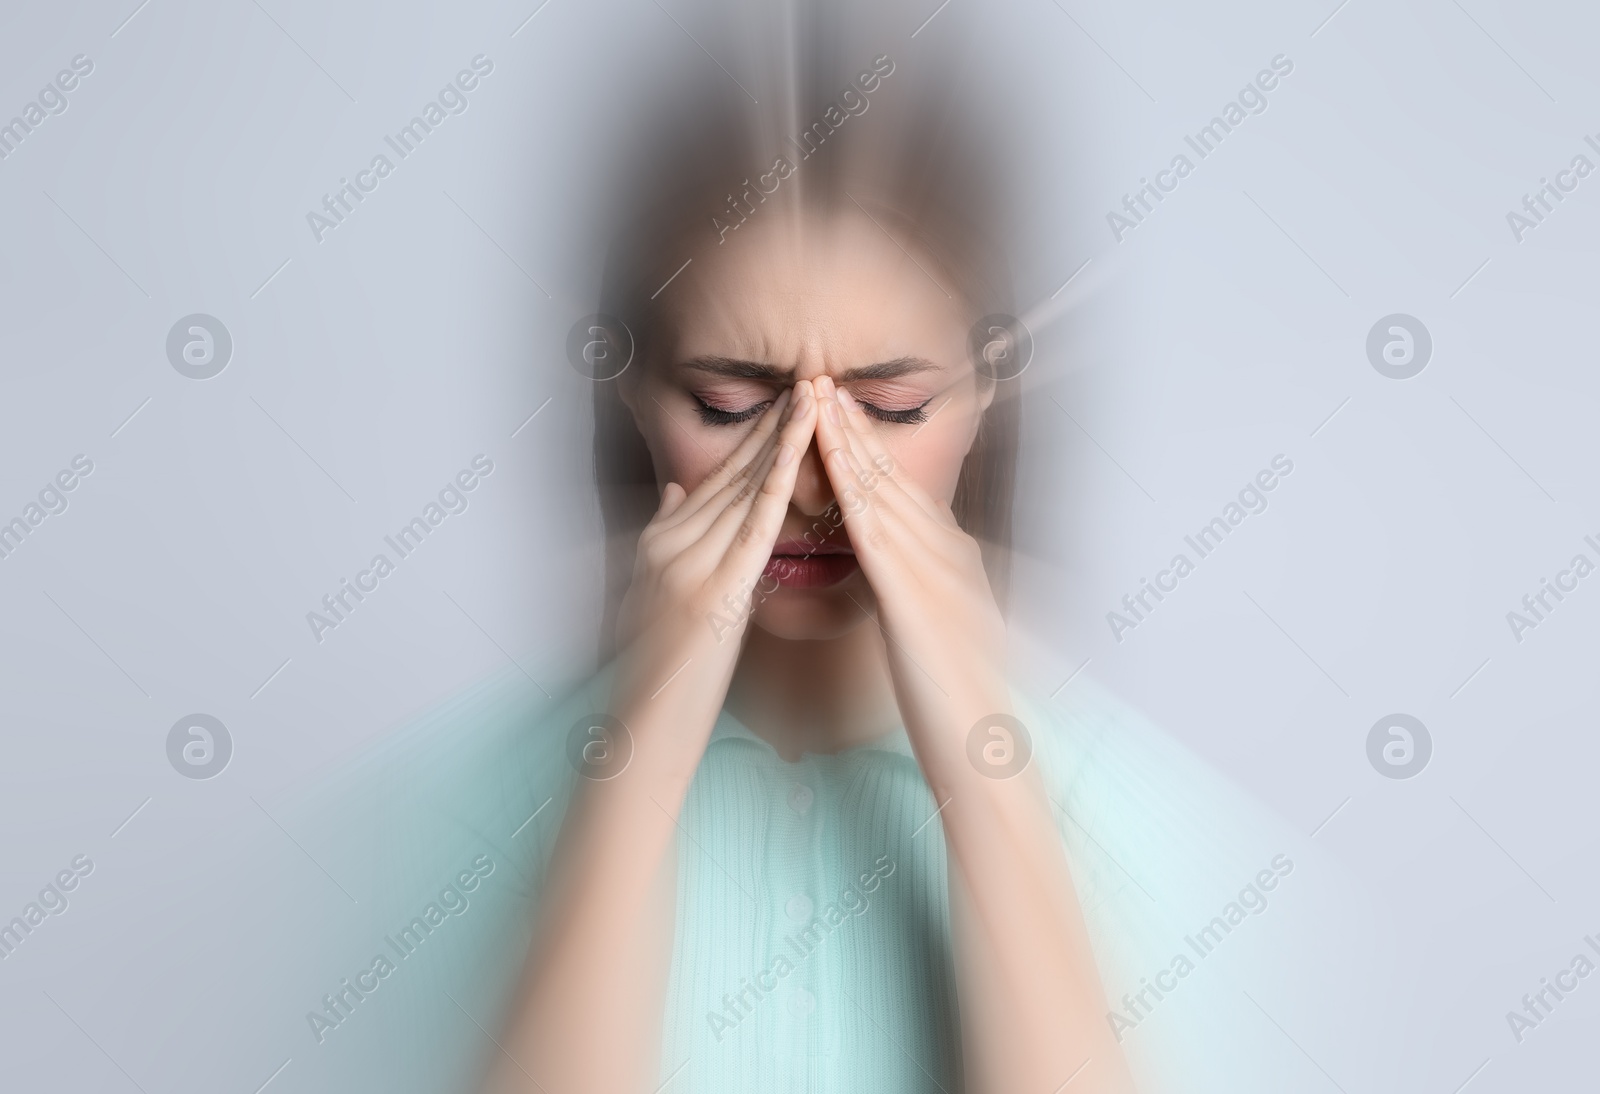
[764,539,859,589]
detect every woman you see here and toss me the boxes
[486,165,1139,1090]
[263,20,1331,1092]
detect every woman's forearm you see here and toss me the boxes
[497,777,681,1093]
[923,717,1137,1094]
[492,650,733,1094]
[494,392,810,1091]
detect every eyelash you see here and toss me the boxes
[864,400,931,425]
[693,398,768,426]
[692,396,931,426]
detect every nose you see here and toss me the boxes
[789,428,835,517]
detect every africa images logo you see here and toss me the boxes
[1106,54,1294,242]
[710,53,896,244]
[705,854,896,1042]
[1106,854,1294,1042]
[0,54,95,164]
[306,854,495,1044]
[304,455,495,642]
[1106,455,1294,641]
[305,54,495,243]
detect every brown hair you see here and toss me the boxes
[588,48,1018,657]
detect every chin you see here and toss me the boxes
[750,577,874,641]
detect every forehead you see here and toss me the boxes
[655,209,971,372]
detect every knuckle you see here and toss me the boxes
[952,533,984,568]
[686,589,720,618]
[659,556,696,594]
[639,534,671,569]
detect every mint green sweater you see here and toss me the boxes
[278,665,1319,1094]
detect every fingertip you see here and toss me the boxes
[793,385,817,419]
[821,392,842,426]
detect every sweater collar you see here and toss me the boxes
[708,708,918,762]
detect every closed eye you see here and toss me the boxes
[858,398,932,425]
[693,394,770,426]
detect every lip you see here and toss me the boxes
[764,539,858,588]
[770,538,853,556]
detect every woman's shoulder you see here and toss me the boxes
[1010,675,1303,926]
[1012,674,1170,809]
[272,662,613,904]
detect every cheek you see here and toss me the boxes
[653,432,710,490]
[646,413,741,492]
[881,417,972,501]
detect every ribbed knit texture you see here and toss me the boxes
[276,664,1331,1094]
[659,714,962,1091]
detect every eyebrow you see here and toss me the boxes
[680,355,942,382]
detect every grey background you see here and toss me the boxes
[1,0,1595,1091]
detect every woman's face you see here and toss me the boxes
[622,207,991,639]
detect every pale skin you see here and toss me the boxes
[490,211,1136,1093]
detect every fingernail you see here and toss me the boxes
[823,399,840,425]
[776,443,796,467]
[836,387,857,410]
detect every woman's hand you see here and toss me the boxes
[497,382,817,1094]
[809,374,1009,767]
[609,381,817,772]
[812,374,1137,1094]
